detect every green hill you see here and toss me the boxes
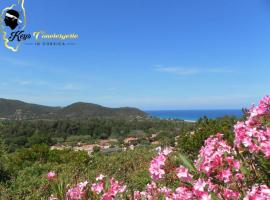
[0,98,147,120]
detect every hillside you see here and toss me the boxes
[0,98,147,120]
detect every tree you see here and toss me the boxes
[27,131,52,146]
[0,137,10,182]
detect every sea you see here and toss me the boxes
[146,109,243,121]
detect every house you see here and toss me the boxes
[124,137,138,144]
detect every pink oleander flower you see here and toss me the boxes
[233,160,241,170]
[195,133,242,183]
[49,195,58,200]
[134,178,213,200]
[135,182,159,200]
[96,174,106,181]
[192,179,212,200]
[134,191,141,200]
[223,188,240,200]
[249,96,270,119]
[244,184,270,200]
[173,186,194,199]
[256,95,270,116]
[193,178,207,193]
[47,171,56,181]
[175,165,193,182]
[162,147,173,156]
[91,182,104,194]
[149,154,166,180]
[194,133,244,199]
[234,95,270,158]
[149,147,173,180]
[158,186,173,197]
[101,178,126,200]
[261,140,270,157]
[218,168,232,183]
[134,182,178,200]
[66,181,88,200]
[235,173,244,181]
[200,193,212,200]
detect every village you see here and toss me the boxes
[50,133,161,155]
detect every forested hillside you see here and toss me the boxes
[0,98,146,120]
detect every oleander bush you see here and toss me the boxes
[176,116,238,160]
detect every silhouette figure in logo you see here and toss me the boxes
[4,10,22,30]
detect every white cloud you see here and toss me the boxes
[17,81,33,85]
[207,68,234,73]
[13,80,50,86]
[0,56,36,68]
[0,56,68,75]
[62,83,82,91]
[16,79,80,89]
[157,67,200,75]
[156,66,233,75]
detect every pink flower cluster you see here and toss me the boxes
[250,96,270,118]
[137,133,243,200]
[91,174,106,194]
[195,133,243,184]
[175,165,193,182]
[49,173,126,200]
[134,181,178,199]
[134,175,212,200]
[149,147,172,180]
[66,181,88,200]
[234,95,270,157]
[91,174,127,200]
[244,184,270,200]
[194,134,242,199]
[47,171,57,181]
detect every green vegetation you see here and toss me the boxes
[0,118,193,152]
[0,137,10,183]
[0,116,243,199]
[0,145,154,199]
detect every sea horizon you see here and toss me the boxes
[145,109,243,121]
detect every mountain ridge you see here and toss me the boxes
[0,98,147,120]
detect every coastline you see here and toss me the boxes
[184,119,197,123]
[146,109,242,122]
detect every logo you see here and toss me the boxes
[4,9,21,30]
[0,0,28,52]
[1,0,79,52]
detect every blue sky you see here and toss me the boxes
[0,0,270,110]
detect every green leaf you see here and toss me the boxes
[210,192,221,200]
[178,153,197,173]
[240,165,250,176]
